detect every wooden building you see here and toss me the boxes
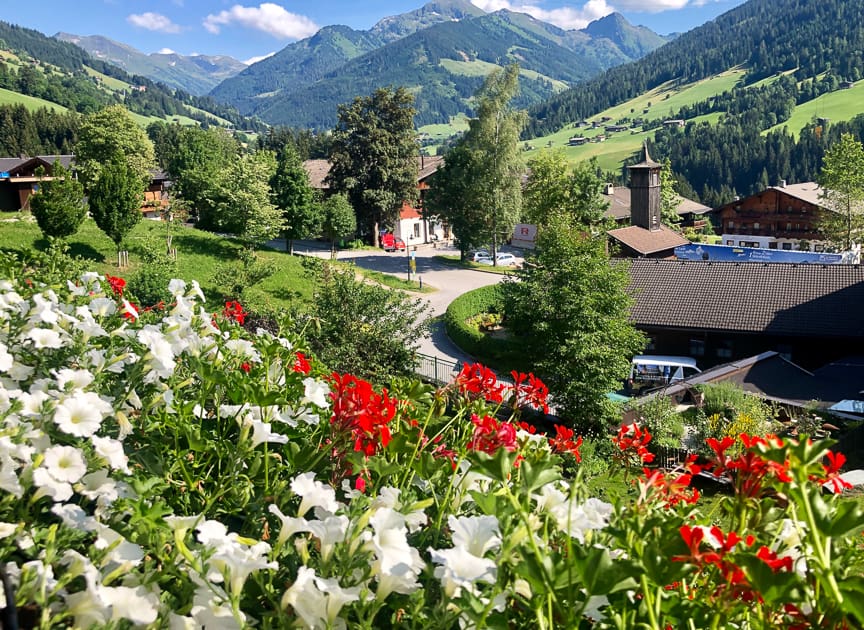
[0,155,75,211]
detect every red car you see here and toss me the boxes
[381,233,406,252]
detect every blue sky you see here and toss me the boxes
[0,1,747,64]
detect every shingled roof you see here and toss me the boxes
[303,156,443,190]
[608,224,689,255]
[627,259,864,338]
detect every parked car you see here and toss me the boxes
[470,250,491,262]
[477,252,518,266]
[381,233,406,252]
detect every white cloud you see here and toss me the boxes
[203,3,318,39]
[127,12,181,34]
[243,52,276,65]
[157,48,176,55]
[470,0,697,29]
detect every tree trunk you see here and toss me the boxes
[373,220,380,247]
[287,237,294,255]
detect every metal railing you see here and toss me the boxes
[413,353,460,385]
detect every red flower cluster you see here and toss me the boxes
[222,300,247,325]
[329,373,397,456]
[510,371,550,413]
[673,524,750,587]
[707,434,792,498]
[105,274,126,296]
[292,352,311,375]
[548,424,583,461]
[638,457,702,508]
[811,449,852,494]
[467,414,518,456]
[613,423,655,466]
[240,362,251,373]
[455,363,506,403]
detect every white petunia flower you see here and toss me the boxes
[429,546,497,599]
[247,419,289,448]
[291,472,340,517]
[367,508,424,598]
[32,467,73,502]
[225,339,260,361]
[0,342,12,372]
[78,469,120,505]
[97,585,160,625]
[42,445,88,483]
[302,378,330,408]
[268,505,310,547]
[16,390,50,417]
[449,515,501,557]
[53,368,95,392]
[26,327,63,349]
[168,279,187,297]
[0,522,17,538]
[88,297,117,317]
[90,436,130,474]
[305,515,349,563]
[282,566,360,630]
[94,525,144,568]
[120,299,138,320]
[51,503,97,531]
[53,391,112,437]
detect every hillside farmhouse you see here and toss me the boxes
[302,155,447,247]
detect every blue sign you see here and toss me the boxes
[0,172,9,178]
[675,243,847,264]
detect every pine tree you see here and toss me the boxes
[29,162,87,240]
[88,157,144,253]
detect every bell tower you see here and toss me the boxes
[628,143,662,231]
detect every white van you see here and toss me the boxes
[626,355,701,394]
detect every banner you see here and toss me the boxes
[674,243,852,264]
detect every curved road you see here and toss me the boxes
[280,240,521,366]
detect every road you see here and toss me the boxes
[279,240,523,366]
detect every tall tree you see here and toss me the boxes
[88,157,144,252]
[327,87,418,247]
[817,132,864,251]
[503,213,645,428]
[29,162,87,240]
[75,105,155,190]
[659,157,683,229]
[320,193,357,259]
[524,152,609,229]
[425,65,525,263]
[270,146,319,254]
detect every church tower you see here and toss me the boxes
[628,143,662,231]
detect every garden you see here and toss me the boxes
[1,248,863,629]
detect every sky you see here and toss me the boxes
[0,0,747,65]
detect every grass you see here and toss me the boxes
[433,254,519,275]
[0,215,316,309]
[83,66,132,92]
[342,264,437,293]
[765,80,864,138]
[0,87,68,112]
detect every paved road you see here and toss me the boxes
[276,239,522,366]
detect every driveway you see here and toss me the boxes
[276,240,522,366]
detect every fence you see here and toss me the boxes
[413,353,460,385]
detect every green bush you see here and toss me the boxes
[444,285,524,370]
[629,395,686,449]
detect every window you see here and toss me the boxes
[689,339,705,357]
[726,240,734,246]
[786,222,792,231]
[814,244,824,252]
[753,222,760,230]
[413,223,421,239]
[782,242,792,250]
[716,339,733,359]
[727,220,735,229]
[769,242,778,249]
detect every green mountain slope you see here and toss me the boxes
[55,33,246,96]
[218,6,667,129]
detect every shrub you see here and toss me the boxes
[444,285,523,369]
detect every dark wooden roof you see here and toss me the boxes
[303,156,443,190]
[0,155,75,175]
[608,225,688,255]
[627,259,864,338]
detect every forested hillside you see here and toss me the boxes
[0,20,263,132]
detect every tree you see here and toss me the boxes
[209,151,284,249]
[503,212,645,428]
[660,157,683,229]
[320,194,357,259]
[303,263,429,381]
[88,157,144,252]
[327,87,418,246]
[424,65,525,263]
[29,162,87,240]
[75,105,155,190]
[817,132,864,250]
[271,146,319,254]
[523,152,609,230]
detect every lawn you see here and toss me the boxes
[765,80,864,137]
[0,87,68,112]
[0,215,316,310]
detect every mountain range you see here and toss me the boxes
[54,33,246,96]
[207,0,668,128]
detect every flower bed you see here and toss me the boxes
[1,255,863,628]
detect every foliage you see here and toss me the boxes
[74,104,156,190]
[215,151,284,249]
[319,193,357,258]
[690,382,779,454]
[126,236,178,307]
[503,212,645,427]
[817,132,864,250]
[28,161,87,240]
[87,156,144,250]
[300,262,429,381]
[270,145,319,254]
[444,285,524,370]
[523,151,609,228]
[659,157,682,228]
[327,86,419,244]
[426,65,525,261]
[1,257,863,628]
[629,395,686,449]
[212,248,278,302]
[0,104,79,156]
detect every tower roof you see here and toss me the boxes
[628,143,661,169]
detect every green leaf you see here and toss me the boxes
[570,546,639,595]
[518,459,561,494]
[469,449,515,484]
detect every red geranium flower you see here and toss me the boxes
[240,362,251,373]
[613,423,655,465]
[455,362,506,403]
[292,352,311,375]
[105,274,126,296]
[548,424,583,462]
[329,372,397,456]
[510,371,550,413]
[467,413,518,455]
[222,300,247,325]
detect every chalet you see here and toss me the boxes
[302,156,447,246]
[605,124,628,133]
[606,145,690,258]
[627,259,864,369]
[601,116,613,122]
[716,182,827,251]
[840,81,855,89]
[140,170,171,219]
[601,184,712,229]
[576,120,589,128]
[594,135,607,143]
[0,155,75,212]
[663,119,686,128]
[568,136,588,146]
